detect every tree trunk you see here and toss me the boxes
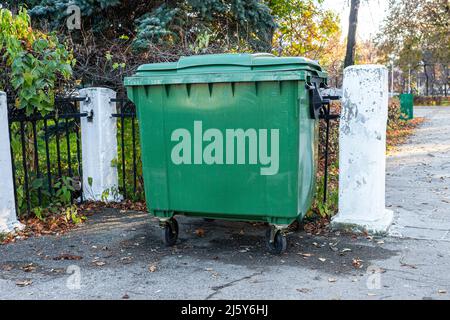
[344,0,361,68]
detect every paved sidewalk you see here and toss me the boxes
[1,106,449,300]
[388,106,450,240]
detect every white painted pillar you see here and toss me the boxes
[331,65,393,235]
[0,92,24,233]
[79,88,121,202]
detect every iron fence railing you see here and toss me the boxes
[7,96,88,216]
[7,95,144,217]
[111,97,144,201]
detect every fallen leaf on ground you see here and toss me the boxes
[50,268,65,274]
[195,228,205,237]
[328,278,337,283]
[318,258,326,262]
[20,263,36,272]
[296,288,311,293]
[352,258,363,269]
[303,218,330,235]
[120,257,133,264]
[92,260,106,266]
[329,246,339,252]
[53,254,82,261]
[16,280,32,287]
[148,265,157,272]
[298,253,313,258]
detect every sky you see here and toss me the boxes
[322,0,389,41]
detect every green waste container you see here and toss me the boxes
[399,93,414,120]
[125,53,328,253]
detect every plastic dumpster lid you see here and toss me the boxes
[136,53,324,74]
[125,53,327,86]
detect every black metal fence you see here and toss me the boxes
[111,98,144,201]
[7,94,144,217]
[7,97,88,216]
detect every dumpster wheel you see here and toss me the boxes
[161,218,179,247]
[265,227,287,255]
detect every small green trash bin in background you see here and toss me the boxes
[124,53,328,254]
[399,93,414,120]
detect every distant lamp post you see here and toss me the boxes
[417,72,421,96]
[418,61,425,96]
[408,64,411,94]
[389,54,395,95]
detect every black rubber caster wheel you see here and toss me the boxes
[265,228,287,255]
[162,218,179,246]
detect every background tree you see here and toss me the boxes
[376,0,449,95]
[318,29,346,87]
[343,0,360,68]
[269,0,340,61]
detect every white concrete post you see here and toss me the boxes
[0,92,24,233]
[79,88,121,202]
[331,65,393,234]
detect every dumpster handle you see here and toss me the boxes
[319,95,340,204]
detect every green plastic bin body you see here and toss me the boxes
[125,53,327,226]
[400,93,414,120]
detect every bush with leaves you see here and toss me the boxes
[0,7,74,115]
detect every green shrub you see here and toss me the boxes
[0,7,74,115]
[1,7,77,220]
